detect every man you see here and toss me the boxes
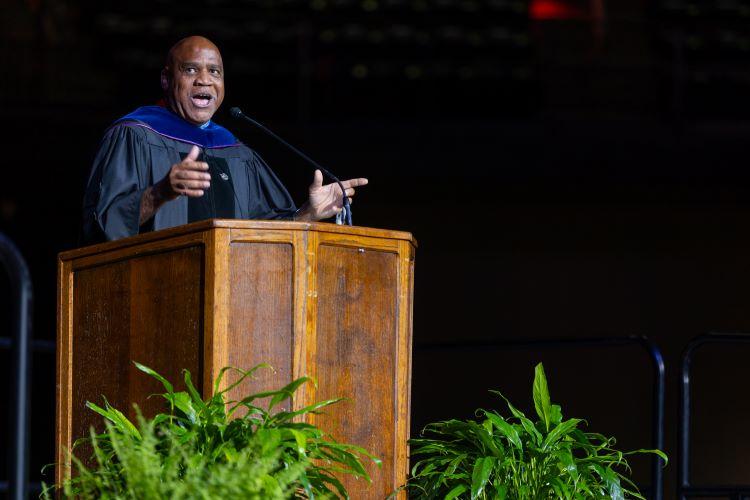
[81,36,367,244]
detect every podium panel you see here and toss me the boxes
[227,241,295,401]
[57,220,415,499]
[313,242,400,494]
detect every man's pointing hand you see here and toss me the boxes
[294,169,368,222]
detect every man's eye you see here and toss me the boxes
[210,69,221,75]
[185,67,197,74]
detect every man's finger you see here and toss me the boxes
[183,189,205,197]
[311,169,324,189]
[186,145,201,162]
[180,180,211,189]
[341,177,368,188]
[181,161,209,171]
[344,187,356,197]
[176,170,211,181]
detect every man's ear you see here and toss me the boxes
[160,68,169,91]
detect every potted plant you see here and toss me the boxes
[407,363,666,499]
[48,362,379,499]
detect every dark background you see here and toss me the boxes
[2,0,750,497]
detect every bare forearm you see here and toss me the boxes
[292,202,315,222]
[139,182,170,225]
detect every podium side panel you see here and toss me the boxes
[68,246,204,449]
[127,246,204,412]
[70,259,130,450]
[396,240,415,499]
[227,241,294,406]
[313,243,399,498]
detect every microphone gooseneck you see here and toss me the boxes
[229,107,352,226]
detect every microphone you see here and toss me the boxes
[229,107,352,226]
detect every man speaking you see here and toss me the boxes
[81,36,367,244]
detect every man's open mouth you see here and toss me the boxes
[191,93,214,108]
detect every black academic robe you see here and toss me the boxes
[81,122,296,245]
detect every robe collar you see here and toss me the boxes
[113,105,240,149]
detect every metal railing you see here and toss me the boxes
[0,233,34,500]
[679,332,750,500]
[416,335,666,500]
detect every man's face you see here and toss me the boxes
[164,38,225,125]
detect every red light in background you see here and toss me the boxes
[530,0,589,20]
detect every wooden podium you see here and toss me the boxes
[56,220,415,498]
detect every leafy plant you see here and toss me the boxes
[48,362,380,499]
[408,363,667,499]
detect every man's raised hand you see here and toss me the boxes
[295,169,368,222]
[139,145,211,225]
[162,145,211,199]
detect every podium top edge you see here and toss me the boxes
[59,219,417,261]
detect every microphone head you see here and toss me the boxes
[229,107,243,119]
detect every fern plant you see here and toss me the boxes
[49,362,380,499]
[408,363,667,499]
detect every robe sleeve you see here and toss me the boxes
[244,148,298,220]
[81,124,150,245]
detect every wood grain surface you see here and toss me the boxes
[57,221,415,498]
[227,241,294,409]
[313,243,399,498]
[58,246,203,482]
